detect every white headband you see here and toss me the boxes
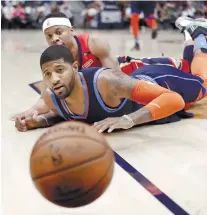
[42,17,72,32]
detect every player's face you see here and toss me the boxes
[42,59,79,99]
[44,26,74,46]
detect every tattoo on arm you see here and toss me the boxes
[107,71,136,98]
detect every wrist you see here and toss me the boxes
[127,107,153,125]
[37,115,50,127]
[122,115,135,127]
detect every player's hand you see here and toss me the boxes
[93,117,134,133]
[15,115,47,132]
[11,108,39,121]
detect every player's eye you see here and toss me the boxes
[46,34,52,39]
[44,72,50,77]
[56,68,63,73]
[57,31,62,35]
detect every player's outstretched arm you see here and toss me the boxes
[89,34,121,73]
[11,83,50,121]
[31,83,51,114]
[15,111,64,132]
[15,88,66,132]
[94,71,185,133]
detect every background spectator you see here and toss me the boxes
[60,1,74,26]
[2,1,14,29]
[1,1,207,30]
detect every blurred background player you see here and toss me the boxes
[130,1,158,51]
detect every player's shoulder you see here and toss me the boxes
[76,33,89,39]
[88,32,106,45]
[97,69,135,98]
[76,33,90,44]
[97,69,127,90]
[96,69,113,87]
[98,68,113,80]
[88,33,109,55]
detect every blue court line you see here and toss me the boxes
[115,152,189,215]
[29,82,190,215]
[29,81,41,94]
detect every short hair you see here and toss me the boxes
[40,45,74,68]
[43,12,68,23]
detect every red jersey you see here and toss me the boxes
[74,34,190,75]
[117,56,190,75]
[74,34,102,69]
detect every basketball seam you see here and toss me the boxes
[31,136,110,180]
[33,134,108,155]
[54,156,114,205]
[36,126,107,147]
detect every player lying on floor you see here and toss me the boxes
[15,27,207,132]
[12,13,207,121]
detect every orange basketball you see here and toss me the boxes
[30,121,114,208]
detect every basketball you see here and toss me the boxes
[30,121,114,208]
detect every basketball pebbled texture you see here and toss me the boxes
[30,121,115,207]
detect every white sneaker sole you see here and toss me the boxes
[175,17,207,31]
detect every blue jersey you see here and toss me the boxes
[132,65,206,103]
[48,66,206,125]
[130,1,156,16]
[48,68,142,124]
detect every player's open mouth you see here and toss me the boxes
[53,85,64,91]
[55,42,64,45]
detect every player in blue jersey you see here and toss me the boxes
[15,31,207,132]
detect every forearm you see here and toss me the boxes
[144,92,185,120]
[39,111,64,127]
[127,107,153,125]
[26,111,64,130]
[127,92,185,126]
[130,81,185,121]
[32,98,50,113]
[118,79,185,125]
[32,84,49,113]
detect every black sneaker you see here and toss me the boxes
[131,43,140,51]
[185,23,207,40]
[175,16,207,33]
[151,29,158,39]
